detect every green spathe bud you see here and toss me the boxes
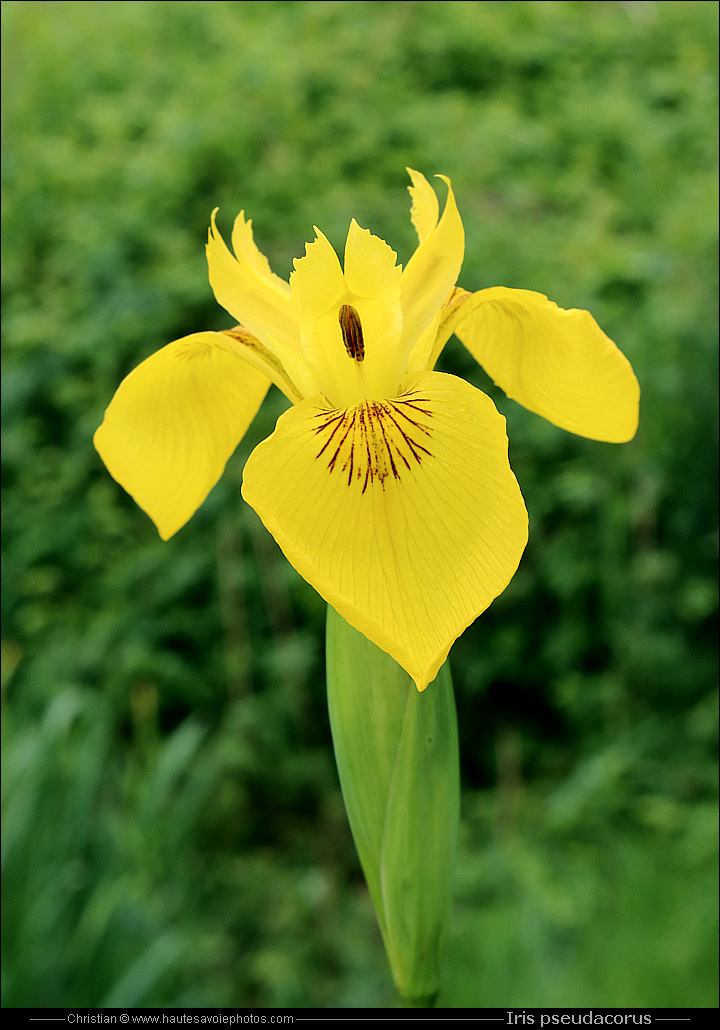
[326,606,460,1005]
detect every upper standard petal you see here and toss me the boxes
[290,225,403,406]
[407,167,440,245]
[289,229,353,406]
[241,370,528,690]
[231,210,291,297]
[207,209,294,345]
[206,211,316,399]
[400,173,464,370]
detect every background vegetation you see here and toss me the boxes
[2,0,717,1009]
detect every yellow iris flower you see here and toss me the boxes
[94,170,639,691]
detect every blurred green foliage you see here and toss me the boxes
[2,0,717,1009]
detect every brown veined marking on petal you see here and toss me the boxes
[314,410,347,459]
[315,410,355,480]
[384,395,434,474]
[384,405,432,465]
[359,404,374,493]
[393,393,434,418]
[372,402,401,478]
[345,426,355,486]
[311,397,434,493]
[338,304,365,362]
[328,410,356,474]
[390,401,433,437]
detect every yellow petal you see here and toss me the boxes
[290,229,353,406]
[242,371,528,690]
[453,287,640,442]
[221,325,304,403]
[405,310,443,376]
[407,167,439,245]
[343,218,401,303]
[290,225,403,406]
[206,210,316,398]
[231,210,291,297]
[343,220,403,396]
[400,173,464,366]
[94,332,269,539]
[411,286,470,373]
[291,227,348,319]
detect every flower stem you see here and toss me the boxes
[402,991,439,1008]
[325,606,459,1004]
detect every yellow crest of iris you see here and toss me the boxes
[94,170,639,690]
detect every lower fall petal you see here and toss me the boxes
[453,287,640,442]
[242,371,528,690]
[94,332,270,539]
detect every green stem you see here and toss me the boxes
[326,606,459,1003]
[402,992,439,1008]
